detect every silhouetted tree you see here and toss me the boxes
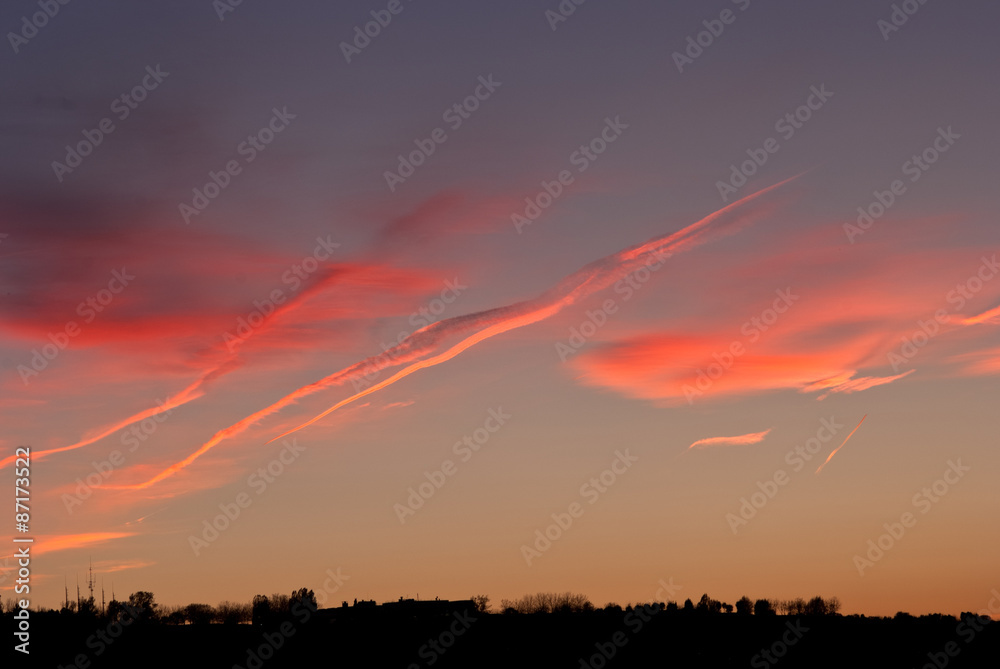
[736,596,753,615]
[722,602,733,614]
[185,603,215,625]
[665,601,679,613]
[269,593,291,615]
[127,591,159,623]
[290,588,317,616]
[217,601,250,624]
[500,593,592,614]
[106,599,124,621]
[787,598,807,616]
[78,596,98,618]
[805,596,828,616]
[683,598,694,613]
[696,594,722,614]
[471,595,490,614]
[753,599,775,616]
[252,595,271,626]
[162,605,187,625]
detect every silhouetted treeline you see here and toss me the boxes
[4,589,997,668]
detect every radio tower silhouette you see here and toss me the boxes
[87,558,95,600]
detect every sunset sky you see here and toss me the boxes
[2,0,998,618]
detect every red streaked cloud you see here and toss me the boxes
[106,176,803,489]
[565,222,1000,406]
[688,429,771,450]
[569,332,906,405]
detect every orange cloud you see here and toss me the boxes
[956,304,1000,326]
[93,559,155,573]
[688,429,771,450]
[26,532,134,557]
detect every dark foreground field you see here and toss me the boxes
[8,609,999,668]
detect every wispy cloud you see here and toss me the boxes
[811,370,915,400]
[688,428,771,450]
[956,304,1000,326]
[28,532,134,557]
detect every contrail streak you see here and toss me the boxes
[1,267,344,471]
[110,175,803,490]
[0,370,214,470]
[815,414,867,474]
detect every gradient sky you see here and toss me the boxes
[2,0,998,618]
